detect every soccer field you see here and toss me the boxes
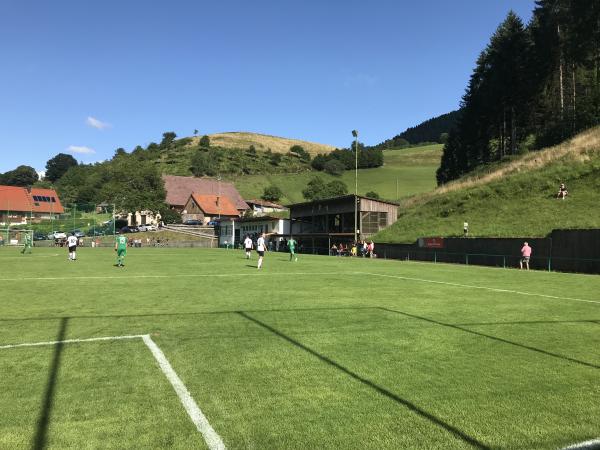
[1,247,598,449]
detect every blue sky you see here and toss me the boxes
[0,0,533,173]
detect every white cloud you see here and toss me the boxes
[86,116,111,130]
[67,145,96,155]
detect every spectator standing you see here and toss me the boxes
[520,242,532,270]
[557,183,568,199]
[463,221,469,237]
[368,241,375,258]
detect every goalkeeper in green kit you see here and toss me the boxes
[115,234,128,267]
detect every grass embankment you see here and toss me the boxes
[232,144,442,204]
[1,248,598,448]
[375,127,600,243]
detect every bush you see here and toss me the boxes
[270,153,282,165]
[302,176,348,200]
[323,159,345,176]
[290,145,311,161]
[160,208,182,224]
[199,135,210,148]
[311,154,327,171]
[365,191,380,199]
[262,185,283,202]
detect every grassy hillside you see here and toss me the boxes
[156,138,311,177]
[189,132,336,155]
[375,127,600,243]
[231,144,442,204]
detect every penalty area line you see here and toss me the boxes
[0,334,145,350]
[0,334,226,449]
[142,335,226,450]
[357,271,600,305]
[562,438,600,449]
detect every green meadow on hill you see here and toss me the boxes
[232,144,443,204]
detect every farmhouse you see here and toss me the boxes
[183,194,240,225]
[162,175,248,214]
[0,185,64,225]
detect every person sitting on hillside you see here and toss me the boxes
[556,183,568,199]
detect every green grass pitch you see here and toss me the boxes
[0,246,598,449]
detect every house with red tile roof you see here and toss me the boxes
[162,175,248,213]
[0,185,64,225]
[182,193,240,224]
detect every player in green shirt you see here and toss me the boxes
[288,237,298,262]
[21,233,32,255]
[115,234,128,267]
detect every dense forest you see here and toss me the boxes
[372,111,460,149]
[437,0,600,184]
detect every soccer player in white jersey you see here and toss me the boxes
[256,233,266,269]
[67,233,78,261]
[244,235,253,259]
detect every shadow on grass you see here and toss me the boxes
[32,317,68,450]
[3,306,597,369]
[237,311,490,449]
[453,319,600,327]
[0,306,377,323]
[379,307,600,370]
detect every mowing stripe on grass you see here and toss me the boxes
[0,334,146,350]
[142,335,226,450]
[359,272,600,305]
[562,438,600,449]
[0,271,344,282]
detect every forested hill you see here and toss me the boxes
[437,3,600,185]
[371,110,460,149]
[398,111,460,144]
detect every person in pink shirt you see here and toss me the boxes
[520,242,532,270]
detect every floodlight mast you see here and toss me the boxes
[352,130,358,243]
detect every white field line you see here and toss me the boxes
[0,271,344,282]
[562,438,600,449]
[0,334,226,450]
[142,335,226,450]
[0,334,145,349]
[357,272,600,305]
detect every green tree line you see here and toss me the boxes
[437,1,600,184]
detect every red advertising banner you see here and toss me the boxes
[423,237,445,249]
